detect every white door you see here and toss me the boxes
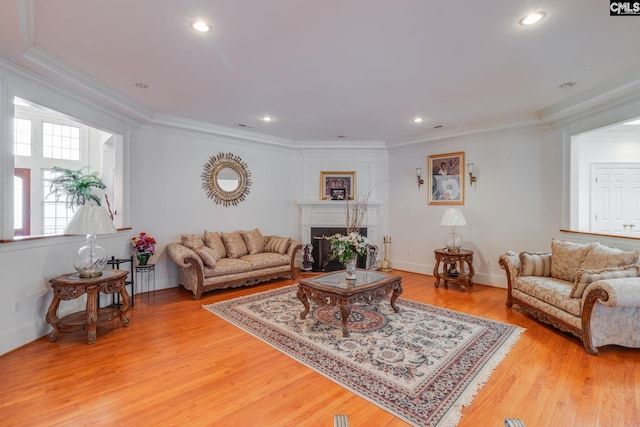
[591,163,640,236]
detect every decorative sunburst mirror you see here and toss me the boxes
[201,152,252,206]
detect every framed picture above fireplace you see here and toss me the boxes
[320,171,355,200]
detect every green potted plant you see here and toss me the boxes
[48,166,106,210]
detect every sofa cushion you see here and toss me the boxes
[581,242,639,271]
[514,276,581,316]
[197,246,220,267]
[265,236,290,254]
[240,228,265,254]
[571,265,639,298]
[181,234,205,251]
[203,258,252,277]
[221,231,249,258]
[241,253,290,269]
[204,230,227,258]
[551,239,591,282]
[519,251,551,277]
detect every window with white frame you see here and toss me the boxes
[12,97,117,237]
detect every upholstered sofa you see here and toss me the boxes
[499,239,640,355]
[167,228,302,299]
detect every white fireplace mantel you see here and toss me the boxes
[296,200,382,245]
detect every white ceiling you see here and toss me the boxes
[1,0,640,144]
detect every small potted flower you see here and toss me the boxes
[131,232,156,266]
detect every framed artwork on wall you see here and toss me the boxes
[428,152,464,205]
[320,171,355,200]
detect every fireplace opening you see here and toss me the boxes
[310,227,367,272]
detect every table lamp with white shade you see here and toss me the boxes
[64,205,117,278]
[440,207,467,252]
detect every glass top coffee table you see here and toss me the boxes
[297,269,403,337]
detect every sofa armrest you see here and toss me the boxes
[499,251,520,307]
[166,242,204,269]
[286,239,303,256]
[585,277,640,308]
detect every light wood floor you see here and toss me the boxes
[1,270,639,426]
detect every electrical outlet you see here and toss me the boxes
[407,250,411,256]
[487,259,492,267]
[12,300,21,313]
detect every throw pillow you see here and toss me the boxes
[181,234,205,251]
[197,246,220,267]
[240,228,265,254]
[550,239,591,282]
[204,230,227,258]
[221,231,249,258]
[265,236,291,254]
[519,252,552,277]
[571,265,640,298]
[581,242,639,271]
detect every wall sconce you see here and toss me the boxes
[467,163,477,187]
[416,168,424,189]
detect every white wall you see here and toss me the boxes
[128,126,302,290]
[388,126,562,287]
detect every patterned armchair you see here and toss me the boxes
[499,239,640,355]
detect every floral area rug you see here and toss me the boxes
[204,285,524,427]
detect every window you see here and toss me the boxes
[41,169,74,235]
[12,97,118,237]
[14,118,31,156]
[42,122,80,160]
[13,168,30,236]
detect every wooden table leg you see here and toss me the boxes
[86,286,98,344]
[433,257,442,287]
[297,285,310,319]
[119,286,131,326]
[338,302,352,337]
[46,294,61,342]
[390,283,403,313]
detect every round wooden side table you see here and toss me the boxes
[46,269,130,344]
[433,248,475,290]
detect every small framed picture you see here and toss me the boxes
[428,152,464,205]
[330,188,346,200]
[320,171,355,200]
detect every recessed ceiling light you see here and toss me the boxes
[192,20,210,32]
[559,81,576,89]
[412,117,424,123]
[519,11,546,26]
[134,83,149,89]
[260,115,273,122]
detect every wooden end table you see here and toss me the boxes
[46,270,131,344]
[297,269,403,337]
[433,248,475,290]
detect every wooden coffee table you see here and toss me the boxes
[297,269,403,337]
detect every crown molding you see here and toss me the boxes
[16,0,33,50]
[538,66,640,126]
[22,46,153,123]
[387,116,544,150]
[148,113,295,148]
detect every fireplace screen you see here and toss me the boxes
[310,227,367,272]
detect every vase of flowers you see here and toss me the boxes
[327,232,368,280]
[131,232,156,266]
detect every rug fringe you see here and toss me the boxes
[438,327,525,427]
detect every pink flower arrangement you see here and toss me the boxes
[131,232,156,254]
